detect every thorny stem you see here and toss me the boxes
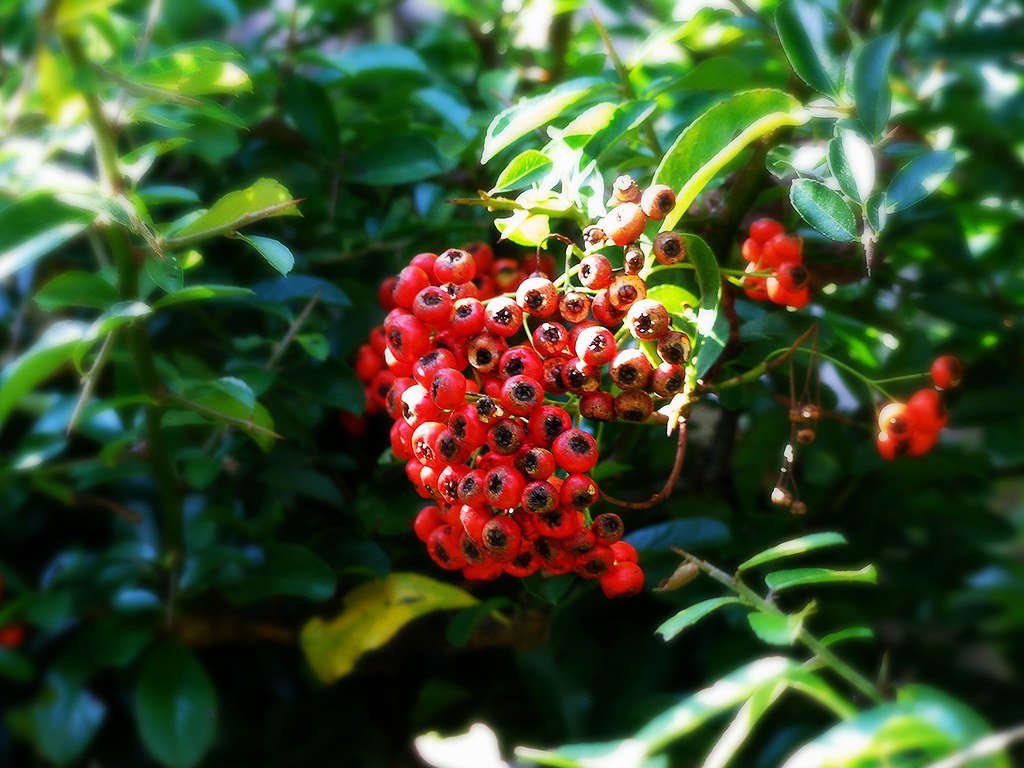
[62,31,184,621]
[674,547,885,704]
[603,421,688,510]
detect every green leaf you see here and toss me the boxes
[684,234,726,379]
[167,179,301,244]
[224,544,337,604]
[145,253,184,293]
[166,377,277,451]
[28,675,106,766]
[828,129,875,204]
[0,195,91,281]
[0,647,34,682]
[34,271,119,312]
[645,283,699,316]
[790,179,858,241]
[854,34,897,138]
[127,43,250,96]
[821,626,874,648]
[237,234,295,276]
[885,150,955,213]
[135,642,218,768]
[625,516,731,552]
[327,43,429,79]
[300,572,478,683]
[482,77,606,163]
[283,75,339,156]
[56,0,121,26]
[352,135,450,186]
[782,685,1008,768]
[151,284,253,310]
[737,532,848,572]
[656,597,743,641]
[296,333,329,361]
[0,321,89,430]
[747,611,803,646]
[491,149,554,194]
[765,565,877,592]
[654,90,806,232]
[775,0,846,97]
[704,680,787,768]
[446,597,517,648]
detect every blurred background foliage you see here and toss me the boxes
[0,0,1022,766]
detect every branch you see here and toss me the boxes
[603,421,687,510]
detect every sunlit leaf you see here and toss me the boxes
[775,0,846,97]
[885,151,955,213]
[764,565,877,592]
[237,234,295,276]
[656,597,743,641]
[300,572,478,683]
[166,179,301,244]
[790,179,858,241]
[737,532,848,572]
[491,150,553,194]
[828,129,875,204]
[34,272,118,312]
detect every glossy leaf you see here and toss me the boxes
[645,283,699,316]
[686,234,726,379]
[167,178,301,243]
[491,149,554,193]
[482,77,606,163]
[790,179,858,241]
[737,532,848,572]
[34,271,118,312]
[625,516,730,552]
[145,253,184,293]
[353,135,450,186]
[300,572,478,683]
[283,75,339,156]
[237,234,295,276]
[151,284,252,310]
[655,89,805,232]
[0,195,91,281]
[828,130,875,204]
[775,0,846,97]
[656,597,743,641]
[704,681,786,768]
[821,626,874,648]
[135,642,218,768]
[0,321,89,429]
[885,151,955,213]
[765,565,877,592]
[747,612,802,646]
[854,34,898,138]
[127,43,250,96]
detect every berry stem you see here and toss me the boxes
[602,421,687,510]
[671,547,886,705]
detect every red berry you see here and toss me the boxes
[611,540,638,563]
[485,297,524,337]
[614,390,654,422]
[607,274,646,311]
[652,363,685,397]
[579,254,613,290]
[599,561,644,598]
[427,525,466,570]
[575,546,614,579]
[521,480,559,514]
[625,299,670,340]
[762,233,802,267]
[561,357,602,395]
[930,355,963,390]
[484,465,526,509]
[430,368,467,410]
[741,237,762,263]
[528,405,573,447]
[466,332,507,375]
[434,248,477,284]
[414,505,445,542]
[412,286,454,328]
[457,470,488,507]
[552,429,599,473]
[499,345,544,381]
[657,331,692,365]
[907,388,948,432]
[591,513,624,545]
[486,418,527,455]
[601,202,647,245]
[392,266,432,308]
[560,473,599,510]
[878,402,918,438]
[532,322,570,357]
[516,276,559,318]
[481,515,523,562]
[653,231,685,265]
[515,446,556,480]
[579,391,615,421]
[500,375,544,417]
[413,349,458,388]
[574,325,617,366]
[559,291,591,323]
[749,218,785,244]
[450,297,487,337]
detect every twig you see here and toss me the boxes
[673,547,885,704]
[264,291,321,371]
[701,324,818,394]
[603,421,687,509]
[76,493,143,524]
[163,394,284,441]
[67,332,116,435]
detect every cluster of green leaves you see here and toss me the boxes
[0,0,1021,767]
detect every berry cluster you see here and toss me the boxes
[352,179,694,597]
[876,356,962,460]
[740,218,810,309]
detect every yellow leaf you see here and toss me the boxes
[300,572,478,683]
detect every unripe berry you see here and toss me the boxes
[640,184,676,221]
[579,254,613,290]
[601,202,647,245]
[516,275,559,317]
[652,231,685,265]
[626,299,670,340]
[614,390,654,422]
[558,291,591,323]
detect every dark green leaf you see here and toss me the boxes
[790,179,858,241]
[145,253,184,293]
[0,647,34,682]
[224,544,337,604]
[775,0,846,97]
[656,597,743,641]
[626,517,730,552]
[283,75,339,156]
[854,34,897,138]
[685,234,725,379]
[353,135,450,186]
[151,284,253,310]
[482,77,606,163]
[34,271,119,311]
[764,565,877,592]
[135,642,218,768]
[885,150,955,212]
[237,234,295,276]
[737,532,848,572]
[29,675,106,766]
